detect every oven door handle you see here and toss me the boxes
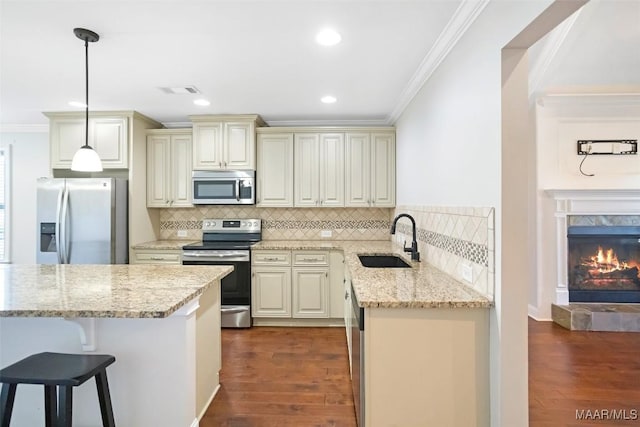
[221,306,249,314]
[182,252,250,262]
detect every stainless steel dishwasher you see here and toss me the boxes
[351,285,364,426]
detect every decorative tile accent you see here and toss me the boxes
[158,207,392,241]
[392,206,494,299]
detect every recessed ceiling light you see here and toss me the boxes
[193,99,211,106]
[68,101,86,108]
[321,95,337,104]
[315,28,341,46]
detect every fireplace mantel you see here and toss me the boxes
[546,189,640,305]
[546,189,640,214]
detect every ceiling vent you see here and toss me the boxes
[159,86,201,95]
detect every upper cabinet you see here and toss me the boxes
[294,132,344,208]
[146,129,192,208]
[256,126,395,208]
[256,131,294,207]
[45,111,161,170]
[345,131,396,207]
[190,115,265,170]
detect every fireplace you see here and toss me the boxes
[568,225,640,303]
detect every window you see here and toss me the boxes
[0,145,10,263]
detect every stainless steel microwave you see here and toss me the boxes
[192,170,256,205]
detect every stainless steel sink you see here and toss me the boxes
[358,255,411,268]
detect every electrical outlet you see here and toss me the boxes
[177,230,187,238]
[321,230,332,238]
[462,263,473,283]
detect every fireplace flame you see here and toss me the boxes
[587,246,628,273]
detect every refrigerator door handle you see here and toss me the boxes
[60,186,70,264]
[55,187,64,264]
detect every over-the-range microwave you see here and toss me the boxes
[192,170,255,205]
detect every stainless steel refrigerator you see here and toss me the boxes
[36,178,128,264]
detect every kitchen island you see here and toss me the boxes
[0,264,232,427]
[254,240,492,427]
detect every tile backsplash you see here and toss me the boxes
[391,205,495,299]
[159,204,495,299]
[159,207,392,241]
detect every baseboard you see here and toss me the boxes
[197,383,221,422]
[528,304,552,321]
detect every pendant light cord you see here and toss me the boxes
[84,37,89,148]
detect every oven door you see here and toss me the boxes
[192,171,255,205]
[182,250,252,328]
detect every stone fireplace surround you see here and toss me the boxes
[547,189,640,331]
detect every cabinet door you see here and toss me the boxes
[371,132,396,207]
[252,267,292,317]
[319,133,344,207]
[50,116,128,169]
[50,118,85,168]
[224,122,255,169]
[292,268,329,318]
[193,122,223,169]
[345,133,371,207]
[257,133,293,207]
[170,134,193,207]
[294,133,320,207]
[146,135,170,207]
[90,117,128,168]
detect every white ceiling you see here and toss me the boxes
[1,0,639,128]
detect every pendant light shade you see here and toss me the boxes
[71,28,103,172]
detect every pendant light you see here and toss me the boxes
[71,28,102,172]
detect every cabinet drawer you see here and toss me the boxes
[293,251,329,266]
[252,251,291,266]
[133,252,181,264]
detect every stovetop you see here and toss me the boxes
[182,218,262,251]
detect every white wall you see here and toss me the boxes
[394,2,554,426]
[0,131,50,263]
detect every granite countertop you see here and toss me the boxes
[0,264,233,318]
[131,240,198,250]
[253,240,492,309]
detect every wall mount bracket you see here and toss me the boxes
[577,139,638,155]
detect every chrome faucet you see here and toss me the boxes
[390,213,420,261]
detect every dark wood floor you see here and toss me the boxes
[201,327,357,427]
[202,321,640,426]
[529,318,640,426]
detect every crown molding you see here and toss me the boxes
[264,118,390,127]
[387,0,490,125]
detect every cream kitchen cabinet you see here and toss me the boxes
[130,248,182,264]
[190,115,265,170]
[252,250,335,321]
[292,251,329,318]
[345,130,396,207]
[256,131,294,207]
[146,130,192,208]
[251,251,292,317]
[46,112,129,169]
[294,133,344,207]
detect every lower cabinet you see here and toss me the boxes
[131,248,182,264]
[252,250,337,321]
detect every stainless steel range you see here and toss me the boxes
[182,218,261,328]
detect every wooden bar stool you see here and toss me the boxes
[0,352,116,427]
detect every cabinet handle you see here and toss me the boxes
[223,161,227,168]
[302,257,319,262]
[218,161,222,167]
[325,272,328,278]
[150,256,165,260]
[264,257,280,261]
[345,291,349,300]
